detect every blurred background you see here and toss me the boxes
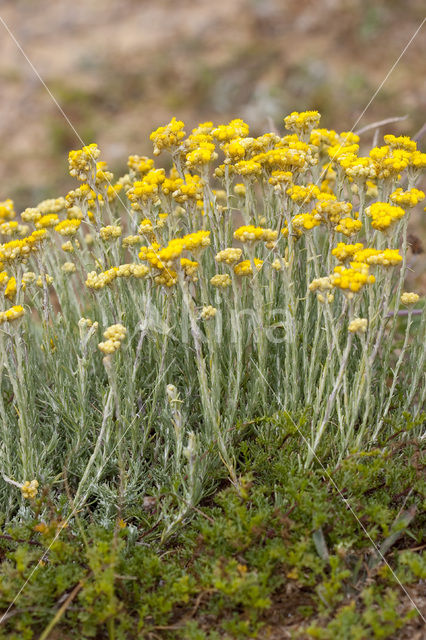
[0,0,425,286]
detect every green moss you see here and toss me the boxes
[0,417,423,638]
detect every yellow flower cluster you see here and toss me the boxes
[0,305,25,323]
[201,305,217,320]
[150,117,186,155]
[61,262,76,274]
[65,184,99,210]
[127,169,166,209]
[55,219,81,236]
[314,196,353,226]
[308,276,333,293]
[390,188,425,208]
[268,170,293,192]
[139,231,210,270]
[400,292,419,305]
[86,263,149,289]
[0,221,25,237]
[348,318,368,334]
[171,173,204,203]
[68,143,100,181]
[383,135,417,152]
[100,225,122,241]
[215,248,243,265]
[233,159,262,177]
[180,258,199,280]
[365,202,405,231]
[332,243,402,268]
[254,145,312,174]
[286,183,320,203]
[22,272,36,284]
[36,275,53,288]
[35,214,59,229]
[186,141,218,168]
[0,230,47,264]
[212,119,249,142]
[332,242,364,262]
[360,249,402,267]
[123,234,142,247]
[410,151,426,170]
[369,146,410,180]
[36,197,67,215]
[98,323,127,355]
[338,155,376,182]
[5,276,17,300]
[234,226,277,244]
[331,263,375,296]
[21,479,39,499]
[284,110,321,135]
[78,317,99,331]
[335,217,362,237]
[0,199,15,221]
[21,208,41,223]
[234,258,263,276]
[328,143,359,161]
[127,155,155,175]
[210,273,232,288]
[291,213,321,232]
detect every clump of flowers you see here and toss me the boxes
[98,323,127,355]
[365,202,405,231]
[21,479,39,499]
[0,109,424,521]
[400,292,420,305]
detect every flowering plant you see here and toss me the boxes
[0,112,424,526]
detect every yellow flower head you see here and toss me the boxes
[332,242,364,262]
[284,110,320,135]
[100,225,122,241]
[234,226,277,244]
[335,217,362,237]
[21,479,39,499]
[212,119,249,143]
[35,214,59,229]
[400,292,420,306]
[365,202,405,232]
[234,160,263,177]
[292,213,321,232]
[315,197,352,226]
[286,183,320,203]
[68,143,100,181]
[186,142,218,169]
[390,188,425,208]
[127,155,155,175]
[201,305,217,320]
[234,258,263,276]
[98,324,127,355]
[150,117,186,155]
[210,273,232,288]
[0,199,15,221]
[0,304,26,324]
[348,318,368,334]
[5,276,17,300]
[215,248,243,265]
[331,263,375,296]
[383,135,417,153]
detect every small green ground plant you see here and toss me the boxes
[0,417,424,638]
